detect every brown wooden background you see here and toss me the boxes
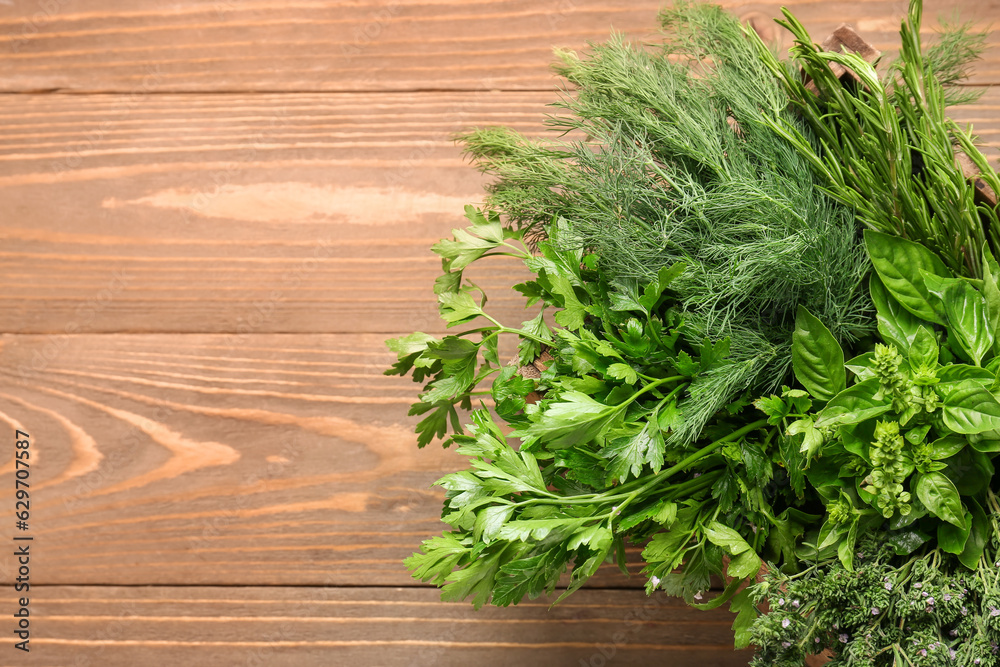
[0,1,996,665]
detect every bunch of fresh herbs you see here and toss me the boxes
[387,0,1000,662]
[751,528,1000,666]
[754,1,995,278]
[460,1,873,443]
[390,208,806,642]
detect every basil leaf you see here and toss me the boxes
[914,471,967,530]
[942,448,994,496]
[936,364,994,384]
[791,306,846,401]
[908,326,939,376]
[929,435,966,460]
[936,278,993,366]
[841,420,875,461]
[887,529,931,555]
[969,433,1000,453]
[864,230,948,324]
[937,512,972,554]
[814,378,891,429]
[937,380,1000,434]
[982,246,1000,356]
[837,518,858,571]
[904,424,932,445]
[870,272,924,351]
[959,499,989,569]
[845,352,876,382]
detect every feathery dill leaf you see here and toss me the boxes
[461,1,872,443]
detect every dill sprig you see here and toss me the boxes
[460,2,872,442]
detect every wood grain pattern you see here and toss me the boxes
[2,88,1000,335]
[2,1,998,664]
[0,91,547,334]
[0,0,994,93]
[0,332,656,588]
[13,586,753,667]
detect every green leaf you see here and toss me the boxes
[845,352,876,382]
[864,230,948,324]
[886,529,930,556]
[674,351,700,377]
[432,207,507,271]
[936,364,994,384]
[405,532,472,585]
[638,262,686,311]
[703,522,751,555]
[908,326,939,375]
[753,395,790,425]
[550,272,588,330]
[600,420,665,483]
[969,433,1000,453]
[433,269,463,295]
[904,424,932,445]
[936,278,993,366]
[616,499,676,532]
[438,290,485,326]
[929,435,966,460]
[959,499,989,569]
[498,518,586,542]
[937,380,1000,434]
[942,448,994,496]
[523,391,619,449]
[689,578,742,611]
[411,402,457,448]
[938,511,972,554]
[516,311,551,365]
[386,331,437,358]
[914,471,967,530]
[606,363,638,385]
[653,501,678,526]
[567,525,613,552]
[870,273,924,351]
[726,550,762,580]
[791,306,846,401]
[787,418,824,461]
[730,589,757,650]
[475,505,514,543]
[981,246,1000,356]
[441,545,507,609]
[642,527,692,577]
[492,550,566,607]
[814,378,891,429]
[837,518,858,571]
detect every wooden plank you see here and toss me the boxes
[3,88,999,336]
[0,91,546,334]
[0,1,994,92]
[13,586,753,666]
[0,332,654,588]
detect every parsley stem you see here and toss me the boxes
[507,417,766,513]
[610,419,769,518]
[500,327,551,346]
[478,317,551,347]
[627,375,685,402]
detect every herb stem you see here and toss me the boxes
[610,419,768,518]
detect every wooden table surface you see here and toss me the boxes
[0,1,996,665]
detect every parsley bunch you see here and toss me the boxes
[389,208,817,644]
